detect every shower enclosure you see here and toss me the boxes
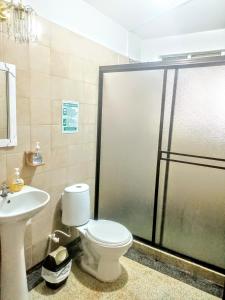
[95,57,225,273]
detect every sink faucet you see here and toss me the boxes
[0,184,9,198]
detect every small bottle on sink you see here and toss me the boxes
[9,168,24,192]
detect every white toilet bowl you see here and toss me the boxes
[78,220,133,282]
[62,184,133,282]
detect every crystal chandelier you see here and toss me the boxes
[0,0,37,43]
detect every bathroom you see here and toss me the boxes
[0,0,224,299]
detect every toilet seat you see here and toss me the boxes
[86,220,132,246]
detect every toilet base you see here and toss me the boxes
[76,219,133,282]
[80,256,122,282]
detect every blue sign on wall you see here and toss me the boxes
[62,101,79,134]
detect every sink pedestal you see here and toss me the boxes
[1,220,29,300]
[0,186,50,300]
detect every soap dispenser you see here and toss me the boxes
[9,168,24,192]
[32,142,43,165]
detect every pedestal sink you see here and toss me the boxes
[0,186,50,300]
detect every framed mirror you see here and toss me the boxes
[0,62,17,147]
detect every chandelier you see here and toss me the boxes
[0,0,37,43]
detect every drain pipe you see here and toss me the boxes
[47,228,72,255]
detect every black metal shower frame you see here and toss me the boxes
[94,56,225,274]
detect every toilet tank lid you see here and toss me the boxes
[64,184,89,193]
[87,220,132,245]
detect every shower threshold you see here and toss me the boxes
[125,240,224,298]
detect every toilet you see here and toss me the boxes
[62,183,133,282]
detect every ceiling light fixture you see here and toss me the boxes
[0,0,37,43]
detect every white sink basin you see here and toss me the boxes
[0,186,50,223]
[0,186,50,300]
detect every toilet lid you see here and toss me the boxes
[64,183,89,193]
[87,220,131,245]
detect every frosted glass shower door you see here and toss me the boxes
[159,66,225,269]
[98,70,164,241]
[159,162,225,268]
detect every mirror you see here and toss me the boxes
[0,62,17,147]
[0,70,8,139]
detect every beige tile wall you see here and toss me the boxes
[0,16,129,270]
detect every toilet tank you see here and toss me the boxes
[62,184,90,226]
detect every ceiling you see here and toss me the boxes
[84,0,225,39]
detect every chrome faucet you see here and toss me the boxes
[0,183,9,198]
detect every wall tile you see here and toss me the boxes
[69,57,84,81]
[51,99,62,125]
[6,125,30,155]
[16,97,30,126]
[71,81,85,101]
[6,151,34,181]
[66,162,89,185]
[50,168,67,188]
[25,222,32,249]
[51,125,69,148]
[67,129,82,146]
[31,98,51,125]
[84,178,96,217]
[50,146,69,169]
[51,50,70,78]
[51,76,71,99]
[31,125,51,148]
[67,32,87,59]
[80,104,97,124]
[83,60,99,84]
[0,34,4,59]
[32,208,52,245]
[81,124,97,144]
[83,83,98,104]
[29,44,50,74]
[51,24,73,54]
[0,153,7,184]
[6,152,24,178]
[0,16,128,271]
[3,37,29,71]
[16,70,30,99]
[32,240,48,266]
[30,72,50,99]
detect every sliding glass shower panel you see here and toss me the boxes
[159,161,225,268]
[171,66,225,158]
[98,70,164,240]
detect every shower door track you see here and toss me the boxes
[95,56,225,275]
[133,235,225,274]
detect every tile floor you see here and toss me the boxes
[30,257,219,300]
[125,248,223,297]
